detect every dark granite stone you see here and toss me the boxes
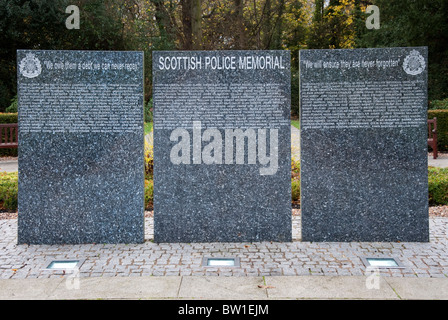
[17,50,144,244]
[300,47,429,242]
[153,51,291,243]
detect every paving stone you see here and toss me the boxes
[1,217,448,279]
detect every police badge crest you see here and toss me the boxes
[19,52,42,78]
[402,49,425,76]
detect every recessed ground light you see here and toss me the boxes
[45,259,84,270]
[361,257,405,269]
[202,257,240,267]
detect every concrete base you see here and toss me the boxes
[1,275,448,300]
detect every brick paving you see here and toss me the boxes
[1,216,447,279]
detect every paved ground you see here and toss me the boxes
[0,160,18,172]
[1,215,448,300]
[428,152,448,168]
[291,125,300,160]
[1,215,447,280]
[2,274,448,300]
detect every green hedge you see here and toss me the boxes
[428,110,448,152]
[145,179,153,209]
[0,174,155,212]
[0,113,17,124]
[291,158,300,202]
[429,98,448,110]
[0,172,18,211]
[428,167,448,206]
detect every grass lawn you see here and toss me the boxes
[144,122,153,135]
[291,120,300,130]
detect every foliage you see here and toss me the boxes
[291,157,300,176]
[0,172,18,211]
[0,113,18,124]
[291,179,300,202]
[5,96,17,113]
[429,99,448,110]
[0,0,64,109]
[145,98,153,123]
[291,158,300,203]
[1,0,447,114]
[144,139,153,180]
[356,0,448,101]
[291,71,300,116]
[428,167,448,206]
[144,122,153,135]
[291,120,300,130]
[0,0,151,110]
[307,0,357,50]
[428,110,448,152]
[145,179,154,209]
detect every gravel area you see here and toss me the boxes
[293,207,448,217]
[0,211,16,219]
[428,152,448,158]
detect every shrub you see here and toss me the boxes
[0,112,18,124]
[144,98,153,123]
[428,110,448,152]
[428,98,448,110]
[5,96,17,113]
[428,167,448,206]
[0,172,18,211]
[145,179,153,209]
[291,179,300,202]
[144,139,153,180]
[291,157,300,178]
[291,158,300,203]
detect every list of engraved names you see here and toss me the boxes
[301,80,425,129]
[19,83,141,133]
[154,83,288,129]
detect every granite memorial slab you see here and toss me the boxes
[153,51,291,242]
[300,47,429,242]
[17,50,144,244]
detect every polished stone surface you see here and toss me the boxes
[300,47,429,242]
[153,51,291,242]
[17,50,144,244]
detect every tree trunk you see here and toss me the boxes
[151,0,177,48]
[191,0,202,50]
[262,0,272,49]
[181,0,192,49]
[181,0,202,50]
[234,0,246,49]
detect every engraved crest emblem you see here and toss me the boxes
[403,50,425,75]
[19,53,42,78]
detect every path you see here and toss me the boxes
[1,216,448,279]
[291,125,300,160]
